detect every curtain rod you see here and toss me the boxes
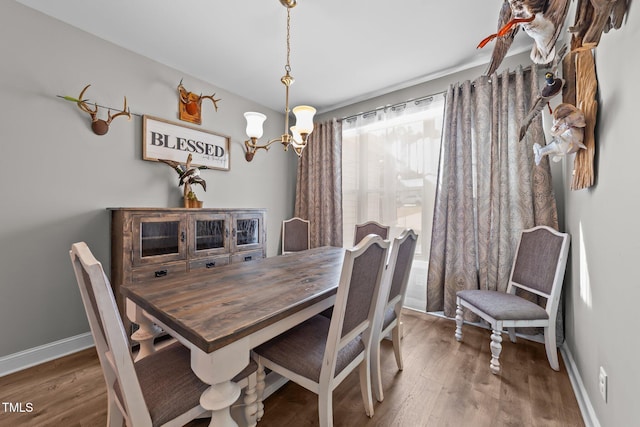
[472,64,535,87]
[339,91,446,122]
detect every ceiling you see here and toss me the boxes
[17,0,533,114]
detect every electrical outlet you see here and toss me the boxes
[598,366,608,402]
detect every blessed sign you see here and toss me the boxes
[143,115,230,171]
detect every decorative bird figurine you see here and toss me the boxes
[519,71,564,140]
[158,154,207,206]
[533,103,587,165]
[479,0,571,76]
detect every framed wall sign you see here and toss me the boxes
[142,115,230,171]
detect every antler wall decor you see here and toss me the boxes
[177,79,221,125]
[60,84,131,135]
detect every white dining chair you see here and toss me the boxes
[69,241,258,427]
[282,217,310,254]
[455,226,570,374]
[371,228,418,402]
[253,234,390,427]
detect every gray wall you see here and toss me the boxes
[562,5,640,426]
[0,2,297,357]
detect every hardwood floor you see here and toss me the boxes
[0,311,584,427]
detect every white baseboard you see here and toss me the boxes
[561,344,601,427]
[0,332,94,377]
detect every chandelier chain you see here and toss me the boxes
[285,8,291,73]
[242,0,315,162]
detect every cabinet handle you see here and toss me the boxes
[244,256,252,262]
[180,231,186,243]
[206,262,216,268]
[154,270,168,278]
[225,228,229,238]
[232,228,237,236]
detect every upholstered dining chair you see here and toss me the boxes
[69,242,258,427]
[371,228,418,402]
[455,226,570,374]
[354,220,390,245]
[253,234,390,427]
[282,217,310,254]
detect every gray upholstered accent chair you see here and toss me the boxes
[282,217,310,254]
[455,226,570,374]
[253,234,390,427]
[371,229,418,402]
[354,220,390,246]
[69,242,257,427]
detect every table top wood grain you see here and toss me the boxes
[122,246,345,353]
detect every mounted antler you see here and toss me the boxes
[200,93,221,112]
[177,79,221,124]
[76,84,131,135]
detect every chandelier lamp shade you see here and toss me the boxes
[243,0,316,162]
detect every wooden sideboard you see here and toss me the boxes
[109,207,266,334]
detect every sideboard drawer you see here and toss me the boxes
[131,262,187,283]
[231,250,264,264]
[189,255,230,272]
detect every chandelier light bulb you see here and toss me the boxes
[292,105,316,135]
[244,112,266,139]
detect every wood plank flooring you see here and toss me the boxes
[0,311,584,427]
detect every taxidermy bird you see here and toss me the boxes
[159,154,207,192]
[518,45,567,140]
[533,103,587,165]
[479,0,571,76]
[519,71,564,140]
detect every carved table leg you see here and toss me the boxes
[191,341,252,427]
[244,373,258,427]
[201,382,241,427]
[126,299,162,361]
[255,363,266,421]
[455,304,464,341]
[490,329,503,374]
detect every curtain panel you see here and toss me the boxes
[427,65,559,323]
[295,118,343,248]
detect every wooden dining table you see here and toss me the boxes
[121,245,346,427]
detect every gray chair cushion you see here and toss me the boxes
[457,290,548,321]
[254,315,364,383]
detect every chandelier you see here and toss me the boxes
[243,0,316,162]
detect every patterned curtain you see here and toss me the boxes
[427,65,559,326]
[295,118,343,248]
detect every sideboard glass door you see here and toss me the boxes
[232,212,264,252]
[189,213,230,257]
[132,214,187,266]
